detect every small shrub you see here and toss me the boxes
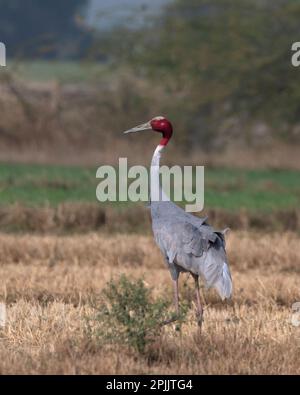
[87,275,184,354]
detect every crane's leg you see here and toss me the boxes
[192,274,203,327]
[172,278,179,315]
[169,263,180,316]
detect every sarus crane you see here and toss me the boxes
[124,116,232,326]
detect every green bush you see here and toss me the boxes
[87,275,185,354]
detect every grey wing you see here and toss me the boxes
[153,222,181,280]
[153,220,232,299]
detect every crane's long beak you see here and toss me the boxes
[123,121,152,134]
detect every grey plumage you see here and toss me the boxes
[150,199,232,300]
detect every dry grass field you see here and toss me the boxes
[0,230,299,374]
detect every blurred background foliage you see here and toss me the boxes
[0,0,299,228]
[1,0,300,154]
[0,0,90,58]
[102,0,300,149]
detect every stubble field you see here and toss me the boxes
[0,230,299,374]
[0,76,299,374]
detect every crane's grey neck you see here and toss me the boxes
[150,144,170,202]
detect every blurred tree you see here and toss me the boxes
[0,0,90,58]
[104,0,300,148]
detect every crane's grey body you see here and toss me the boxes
[149,144,232,302]
[151,199,232,300]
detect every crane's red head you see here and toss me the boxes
[123,116,173,146]
[150,116,173,145]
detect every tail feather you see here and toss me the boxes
[214,262,232,300]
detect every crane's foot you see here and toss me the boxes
[196,309,204,329]
[172,306,180,330]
